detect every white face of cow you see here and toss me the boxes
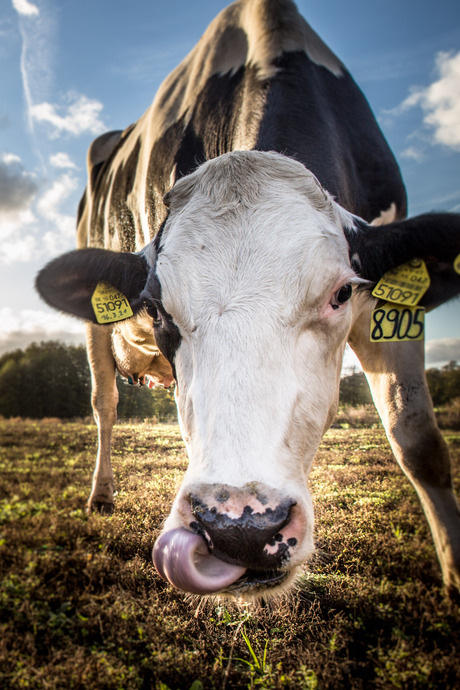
[144,152,362,596]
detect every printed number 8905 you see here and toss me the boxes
[370,305,424,342]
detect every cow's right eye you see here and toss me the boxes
[145,302,162,325]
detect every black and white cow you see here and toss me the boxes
[36,0,460,598]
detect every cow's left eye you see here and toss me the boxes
[330,283,353,310]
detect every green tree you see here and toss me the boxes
[426,361,460,406]
[339,371,372,406]
[0,342,92,418]
[0,341,178,421]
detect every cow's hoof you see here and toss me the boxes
[88,501,114,516]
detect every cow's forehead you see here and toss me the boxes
[154,153,354,316]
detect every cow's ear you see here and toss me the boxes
[35,248,150,323]
[346,212,460,310]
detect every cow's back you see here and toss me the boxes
[77,0,406,253]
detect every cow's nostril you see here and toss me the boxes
[189,490,298,571]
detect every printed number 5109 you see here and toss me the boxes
[370,304,425,342]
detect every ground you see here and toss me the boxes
[0,416,459,689]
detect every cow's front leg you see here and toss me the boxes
[86,323,119,515]
[348,302,460,595]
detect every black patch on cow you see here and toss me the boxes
[78,44,408,256]
[254,51,407,222]
[141,270,182,378]
[141,50,407,238]
[35,248,149,322]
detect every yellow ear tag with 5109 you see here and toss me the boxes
[372,258,430,306]
[91,282,133,324]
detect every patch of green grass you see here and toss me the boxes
[0,418,459,688]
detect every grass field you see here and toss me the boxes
[1,417,459,689]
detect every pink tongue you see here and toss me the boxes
[153,528,246,594]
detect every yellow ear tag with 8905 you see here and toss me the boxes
[372,258,430,306]
[370,302,425,342]
[91,282,133,324]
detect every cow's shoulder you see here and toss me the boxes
[150,0,343,135]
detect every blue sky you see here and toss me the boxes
[1,0,459,371]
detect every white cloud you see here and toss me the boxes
[0,223,38,263]
[0,307,85,355]
[401,146,426,163]
[49,152,78,169]
[392,51,460,152]
[0,153,38,212]
[0,154,39,263]
[37,173,79,254]
[31,93,106,138]
[426,338,460,366]
[0,157,79,264]
[12,0,39,17]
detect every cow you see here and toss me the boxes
[36,0,460,599]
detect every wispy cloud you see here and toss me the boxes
[12,0,55,138]
[388,50,460,157]
[12,1,105,147]
[31,93,105,138]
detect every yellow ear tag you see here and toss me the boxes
[370,303,425,342]
[91,281,133,324]
[372,258,430,306]
[454,254,460,275]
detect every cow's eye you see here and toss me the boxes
[330,283,353,310]
[145,302,162,325]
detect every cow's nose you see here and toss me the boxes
[188,483,298,571]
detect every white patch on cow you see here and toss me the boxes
[370,202,398,226]
[239,0,344,79]
[149,151,360,570]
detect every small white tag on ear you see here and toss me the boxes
[91,282,133,324]
[372,259,430,306]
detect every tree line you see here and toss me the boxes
[0,342,177,420]
[0,341,458,419]
[340,361,460,407]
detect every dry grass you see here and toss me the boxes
[1,418,459,689]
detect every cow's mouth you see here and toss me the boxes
[153,528,290,596]
[224,568,289,594]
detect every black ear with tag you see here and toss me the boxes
[36,248,150,323]
[346,212,460,310]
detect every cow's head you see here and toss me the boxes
[36,151,460,598]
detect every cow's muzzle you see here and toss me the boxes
[152,482,307,595]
